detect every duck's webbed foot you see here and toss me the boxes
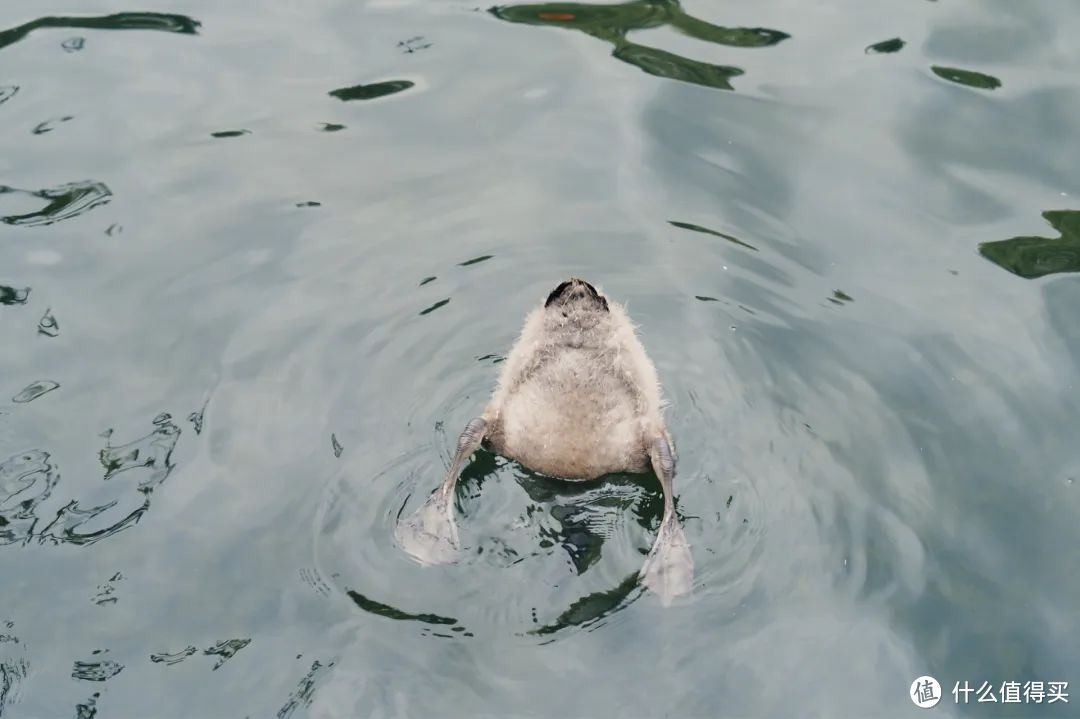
[395,417,487,565]
[395,490,460,565]
[638,433,694,605]
[639,512,693,605]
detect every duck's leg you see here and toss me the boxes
[639,433,694,604]
[395,417,487,565]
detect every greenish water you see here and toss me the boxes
[2,0,1078,717]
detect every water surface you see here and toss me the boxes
[2,0,1078,717]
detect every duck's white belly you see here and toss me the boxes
[491,350,649,479]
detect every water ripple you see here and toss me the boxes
[397,36,431,54]
[979,209,1080,279]
[75,692,99,719]
[203,639,251,670]
[457,255,493,267]
[491,0,788,90]
[71,658,122,682]
[0,623,28,717]
[0,413,185,548]
[11,380,59,404]
[0,450,59,545]
[0,181,112,227]
[188,397,209,435]
[0,12,200,53]
[329,80,414,102]
[149,647,197,666]
[92,572,123,606]
[865,37,905,54]
[670,220,759,251]
[31,115,74,135]
[277,660,334,719]
[931,65,1002,90]
[210,129,250,138]
[418,298,450,315]
[346,590,459,626]
[36,308,59,337]
[99,412,180,490]
[0,287,29,306]
[38,497,149,547]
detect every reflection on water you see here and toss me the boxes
[203,639,251,670]
[828,289,854,305]
[0,181,112,228]
[0,286,29,306]
[149,647,197,666]
[2,0,1079,715]
[491,0,788,90]
[397,36,431,54]
[36,308,59,338]
[187,399,208,435]
[277,661,334,719]
[11,380,59,404]
[529,572,641,637]
[92,573,124,606]
[329,80,414,102]
[0,12,199,52]
[418,298,450,315]
[39,496,150,547]
[0,413,182,549]
[866,37,905,54]
[0,624,28,717]
[670,220,758,251]
[931,65,1002,90]
[979,210,1080,279]
[75,692,99,719]
[31,116,74,135]
[457,255,493,267]
[71,658,123,682]
[515,472,664,579]
[0,450,58,545]
[99,413,179,490]
[346,590,460,628]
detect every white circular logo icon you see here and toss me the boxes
[910,676,942,708]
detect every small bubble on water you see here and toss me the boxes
[1067,477,1075,486]
[730,325,736,331]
